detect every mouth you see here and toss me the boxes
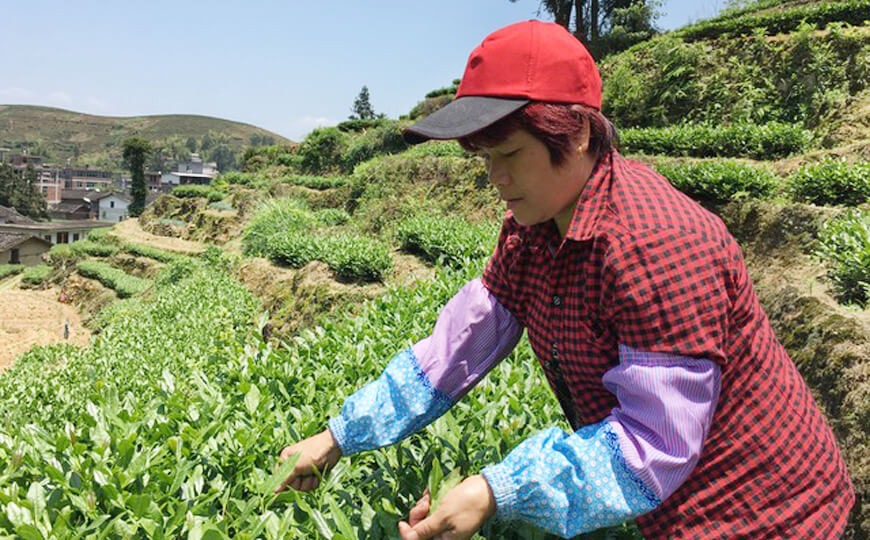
[503,198,522,210]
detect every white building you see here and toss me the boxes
[161,153,219,187]
[92,192,130,222]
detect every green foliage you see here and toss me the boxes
[68,240,120,257]
[817,210,870,305]
[172,184,226,202]
[21,264,52,285]
[76,260,152,297]
[677,0,870,41]
[409,94,454,120]
[397,215,499,266]
[242,198,316,258]
[282,174,348,190]
[85,227,116,243]
[654,160,780,206]
[321,234,393,282]
[787,159,870,206]
[122,138,152,217]
[298,127,348,174]
[601,25,869,131]
[619,122,810,158]
[425,85,459,99]
[123,243,188,264]
[341,122,409,173]
[209,200,235,211]
[315,208,350,226]
[350,85,377,120]
[337,118,387,132]
[402,140,472,159]
[0,163,47,219]
[0,264,23,279]
[243,197,392,281]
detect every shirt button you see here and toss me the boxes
[552,295,562,307]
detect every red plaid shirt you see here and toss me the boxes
[481,149,854,538]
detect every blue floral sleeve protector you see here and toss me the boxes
[482,422,661,538]
[328,348,659,538]
[328,348,453,455]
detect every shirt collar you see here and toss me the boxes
[563,148,614,242]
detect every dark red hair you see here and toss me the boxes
[459,103,617,166]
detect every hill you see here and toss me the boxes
[0,104,292,170]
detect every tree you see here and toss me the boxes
[349,85,377,120]
[208,144,237,172]
[0,163,46,219]
[122,138,151,217]
[510,0,662,58]
[185,137,198,153]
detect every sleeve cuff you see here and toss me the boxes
[481,462,520,521]
[327,416,349,455]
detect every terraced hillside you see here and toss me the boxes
[1,1,869,538]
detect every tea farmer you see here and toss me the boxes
[275,21,854,539]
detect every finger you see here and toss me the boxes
[408,495,430,526]
[398,521,420,540]
[410,515,447,540]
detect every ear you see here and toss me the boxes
[568,105,592,156]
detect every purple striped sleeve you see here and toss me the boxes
[411,278,523,401]
[602,345,721,501]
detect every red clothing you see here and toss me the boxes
[481,149,854,538]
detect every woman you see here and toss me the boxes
[275,21,854,539]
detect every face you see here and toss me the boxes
[480,129,591,235]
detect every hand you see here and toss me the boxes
[398,475,497,540]
[274,429,343,493]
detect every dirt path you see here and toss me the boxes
[109,218,205,254]
[0,286,90,372]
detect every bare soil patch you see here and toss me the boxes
[0,286,90,372]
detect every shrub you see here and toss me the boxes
[402,141,472,159]
[321,233,393,282]
[85,227,115,243]
[47,243,77,265]
[787,159,870,206]
[266,230,320,267]
[817,210,870,305]
[157,258,199,286]
[315,208,350,226]
[409,94,454,120]
[397,215,499,266]
[76,260,152,297]
[172,184,226,202]
[654,160,780,206]
[242,198,315,257]
[0,264,23,279]
[217,171,257,186]
[21,264,52,286]
[209,200,235,211]
[298,127,347,173]
[123,243,186,263]
[337,118,387,132]
[677,0,870,41]
[341,122,409,172]
[619,122,810,159]
[282,174,348,190]
[68,240,119,257]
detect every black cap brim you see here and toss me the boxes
[402,96,529,144]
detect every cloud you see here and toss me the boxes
[0,87,34,101]
[47,90,73,104]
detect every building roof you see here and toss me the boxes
[0,220,109,232]
[0,232,51,251]
[54,201,89,213]
[0,205,37,224]
[169,171,217,178]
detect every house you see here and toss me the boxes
[0,220,109,245]
[161,153,219,187]
[49,190,92,221]
[92,192,130,222]
[0,232,51,265]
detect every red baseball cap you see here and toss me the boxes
[403,20,602,144]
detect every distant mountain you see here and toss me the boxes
[0,105,292,170]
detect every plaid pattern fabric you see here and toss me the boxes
[481,150,854,538]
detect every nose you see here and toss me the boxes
[488,156,511,187]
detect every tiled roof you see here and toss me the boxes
[0,232,49,251]
[0,205,36,224]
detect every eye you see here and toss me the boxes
[504,148,520,158]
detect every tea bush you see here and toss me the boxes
[266,230,320,267]
[68,240,120,257]
[172,185,226,202]
[341,122,409,173]
[298,127,347,174]
[315,208,350,226]
[396,215,499,266]
[654,160,780,206]
[321,233,393,282]
[677,0,870,41]
[282,174,348,190]
[76,260,153,298]
[242,198,316,257]
[0,264,23,279]
[402,140,472,159]
[787,159,870,206]
[123,243,190,264]
[620,122,810,159]
[817,210,870,305]
[21,264,52,286]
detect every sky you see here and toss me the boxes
[0,0,726,142]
